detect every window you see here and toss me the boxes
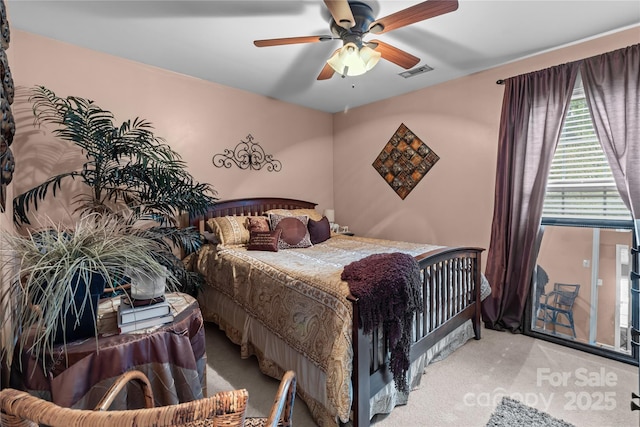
[542,74,631,222]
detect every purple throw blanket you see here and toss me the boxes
[341,252,422,392]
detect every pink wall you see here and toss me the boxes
[332,27,640,257]
[5,30,335,228]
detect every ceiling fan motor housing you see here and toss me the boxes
[330,1,376,48]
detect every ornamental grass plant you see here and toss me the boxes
[0,213,177,370]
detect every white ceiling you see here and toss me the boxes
[6,1,640,113]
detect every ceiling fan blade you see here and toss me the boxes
[317,63,336,80]
[368,0,458,35]
[323,0,355,29]
[368,40,420,69]
[317,50,339,80]
[254,35,333,47]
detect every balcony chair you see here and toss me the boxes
[537,283,580,338]
[0,369,248,426]
[534,265,549,315]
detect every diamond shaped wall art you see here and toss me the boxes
[372,123,440,200]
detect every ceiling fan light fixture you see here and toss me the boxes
[327,42,357,75]
[327,42,381,77]
[359,45,381,71]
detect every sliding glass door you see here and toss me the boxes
[530,222,635,362]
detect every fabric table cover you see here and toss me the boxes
[11,292,206,409]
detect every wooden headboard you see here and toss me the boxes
[189,197,318,228]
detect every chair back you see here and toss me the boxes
[0,386,248,427]
[244,370,297,427]
[265,370,296,427]
[553,283,580,309]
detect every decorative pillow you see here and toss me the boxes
[206,216,252,246]
[247,216,270,233]
[265,208,323,222]
[247,229,282,252]
[308,216,331,244]
[269,213,312,249]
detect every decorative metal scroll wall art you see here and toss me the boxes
[212,134,282,172]
[372,123,439,200]
[0,0,15,212]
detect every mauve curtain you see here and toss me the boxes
[581,44,640,227]
[482,63,579,332]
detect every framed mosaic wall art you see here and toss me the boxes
[372,123,439,200]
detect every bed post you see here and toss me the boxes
[349,296,370,427]
[473,251,483,340]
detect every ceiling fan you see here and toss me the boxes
[254,0,459,80]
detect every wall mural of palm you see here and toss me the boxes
[13,85,218,295]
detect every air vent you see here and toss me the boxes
[398,65,434,78]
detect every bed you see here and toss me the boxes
[187,197,488,427]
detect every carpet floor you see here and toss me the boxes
[204,322,638,427]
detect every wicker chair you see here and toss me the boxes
[0,370,248,426]
[244,371,297,427]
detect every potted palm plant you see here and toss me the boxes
[12,86,217,295]
[1,213,178,366]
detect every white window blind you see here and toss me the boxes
[542,77,631,220]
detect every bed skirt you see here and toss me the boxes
[199,285,479,426]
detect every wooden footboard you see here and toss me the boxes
[348,247,483,427]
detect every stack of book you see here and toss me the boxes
[117,295,174,333]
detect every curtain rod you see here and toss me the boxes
[495,43,637,86]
